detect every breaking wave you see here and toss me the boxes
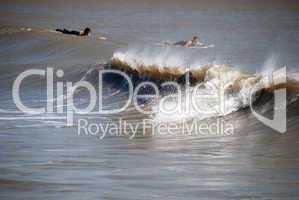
[100,48,299,122]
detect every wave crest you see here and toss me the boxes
[105,49,299,121]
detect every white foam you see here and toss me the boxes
[112,46,203,70]
[111,48,290,123]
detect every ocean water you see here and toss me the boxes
[1,1,299,199]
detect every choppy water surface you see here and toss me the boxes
[1,1,299,199]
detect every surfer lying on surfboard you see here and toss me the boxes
[55,27,107,40]
[161,36,213,48]
[56,27,91,36]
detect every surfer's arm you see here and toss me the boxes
[186,40,197,47]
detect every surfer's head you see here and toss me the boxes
[191,36,199,45]
[82,27,91,36]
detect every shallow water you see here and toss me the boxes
[1,1,299,199]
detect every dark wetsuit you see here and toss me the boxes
[173,41,188,46]
[56,29,81,36]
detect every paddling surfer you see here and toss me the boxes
[56,27,91,36]
[164,36,200,47]
[163,36,212,48]
[175,36,200,47]
[55,27,107,40]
